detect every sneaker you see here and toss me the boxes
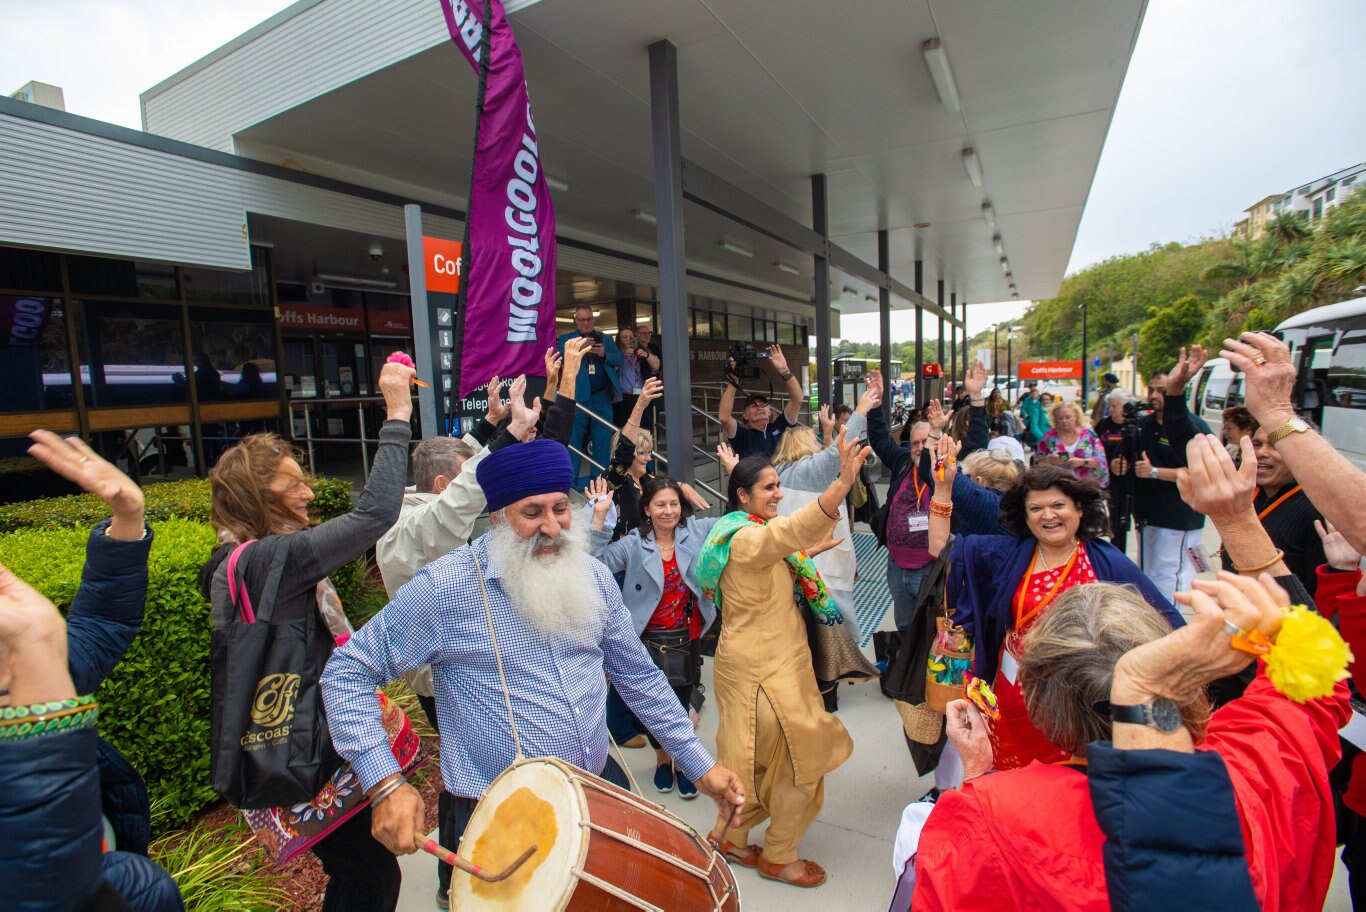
[435,886,449,909]
[676,769,698,799]
[653,763,675,793]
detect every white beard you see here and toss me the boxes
[486,519,603,645]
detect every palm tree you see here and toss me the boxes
[1264,210,1311,247]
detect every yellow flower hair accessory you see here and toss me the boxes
[1265,605,1353,704]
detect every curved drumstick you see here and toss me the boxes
[417,834,539,883]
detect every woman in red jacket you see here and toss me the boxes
[904,436,1350,912]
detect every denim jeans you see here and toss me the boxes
[886,557,928,632]
[606,680,642,743]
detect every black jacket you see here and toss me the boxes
[1133,393,1206,532]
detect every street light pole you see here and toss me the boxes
[1080,302,1089,408]
[992,323,999,384]
[1007,330,1016,403]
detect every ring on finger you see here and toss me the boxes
[1253,356,1268,366]
[79,456,90,463]
[1221,619,1243,637]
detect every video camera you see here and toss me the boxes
[727,341,770,381]
[1121,400,1152,422]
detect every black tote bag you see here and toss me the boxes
[209,538,342,809]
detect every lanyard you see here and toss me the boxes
[1257,485,1302,521]
[910,465,927,507]
[1013,545,1081,631]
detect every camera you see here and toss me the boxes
[368,242,384,261]
[727,341,770,381]
[1122,400,1152,421]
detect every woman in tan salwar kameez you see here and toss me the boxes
[699,431,871,888]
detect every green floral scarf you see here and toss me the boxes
[695,511,844,626]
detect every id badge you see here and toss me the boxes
[587,362,596,376]
[1000,649,1020,685]
[907,512,929,533]
[1186,545,1210,574]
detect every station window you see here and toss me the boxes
[0,247,61,293]
[188,307,280,401]
[73,301,188,407]
[729,315,753,341]
[182,247,270,307]
[68,255,179,300]
[0,296,73,412]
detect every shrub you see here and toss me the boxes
[0,519,221,830]
[0,476,354,533]
[149,810,290,911]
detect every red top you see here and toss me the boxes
[990,544,1097,770]
[646,555,702,639]
[1316,564,1366,816]
[914,668,1349,912]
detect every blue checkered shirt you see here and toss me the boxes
[320,533,716,797]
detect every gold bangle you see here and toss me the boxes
[1233,548,1284,575]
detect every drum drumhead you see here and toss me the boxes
[448,758,585,911]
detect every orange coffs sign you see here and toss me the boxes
[1018,360,1083,380]
[424,237,463,294]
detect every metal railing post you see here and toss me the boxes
[357,403,370,483]
[303,403,316,470]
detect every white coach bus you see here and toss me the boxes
[1189,296,1366,471]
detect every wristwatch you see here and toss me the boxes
[1266,416,1310,446]
[1148,467,1159,479]
[1105,697,1182,733]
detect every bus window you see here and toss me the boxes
[1328,329,1366,409]
[1225,375,1244,408]
[1192,367,1214,414]
[1204,373,1232,410]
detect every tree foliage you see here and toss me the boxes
[1138,296,1207,377]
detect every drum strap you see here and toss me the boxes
[470,548,524,761]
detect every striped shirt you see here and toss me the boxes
[320,533,715,797]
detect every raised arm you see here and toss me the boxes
[769,345,804,425]
[1176,435,1290,578]
[718,365,740,438]
[928,434,962,558]
[292,360,414,578]
[559,336,591,401]
[1162,345,1208,458]
[1224,331,1366,553]
[865,371,911,473]
[624,378,663,446]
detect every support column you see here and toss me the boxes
[877,230,892,420]
[404,204,439,439]
[937,279,946,367]
[950,291,958,383]
[649,40,694,484]
[914,260,924,407]
[812,174,832,408]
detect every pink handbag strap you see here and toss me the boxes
[226,540,258,624]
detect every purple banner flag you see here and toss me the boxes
[438,0,557,399]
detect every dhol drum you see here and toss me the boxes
[447,756,741,911]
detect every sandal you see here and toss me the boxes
[756,854,827,888]
[707,833,761,869]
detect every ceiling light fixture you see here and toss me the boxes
[718,239,754,258]
[866,295,878,305]
[982,203,996,231]
[774,260,800,276]
[922,39,961,114]
[841,286,858,297]
[1012,292,1020,299]
[914,222,932,229]
[993,234,1004,255]
[999,258,1010,274]
[632,209,656,225]
[544,175,570,192]
[961,148,983,187]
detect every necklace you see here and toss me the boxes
[1038,541,1078,572]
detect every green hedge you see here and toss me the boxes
[0,476,355,533]
[0,475,389,832]
[0,519,221,830]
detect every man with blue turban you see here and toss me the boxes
[321,439,744,905]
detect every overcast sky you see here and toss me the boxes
[3,0,1364,347]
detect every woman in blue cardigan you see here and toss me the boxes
[926,436,1183,769]
[588,474,721,797]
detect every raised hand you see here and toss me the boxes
[0,561,74,705]
[507,375,542,438]
[1176,435,1255,523]
[678,482,711,512]
[1166,345,1209,394]
[767,344,789,374]
[484,376,508,425]
[28,430,145,539]
[1220,333,1297,428]
[933,432,962,488]
[586,476,613,517]
[377,360,416,423]
[1120,572,1288,706]
[857,381,882,415]
[544,348,562,390]
[1316,519,1362,572]
[716,441,739,474]
[925,399,951,432]
[835,428,872,487]
[638,377,663,406]
[964,361,987,400]
[818,404,835,442]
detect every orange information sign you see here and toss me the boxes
[1018,360,1083,380]
[423,237,463,294]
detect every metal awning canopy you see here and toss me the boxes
[142,0,1146,319]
